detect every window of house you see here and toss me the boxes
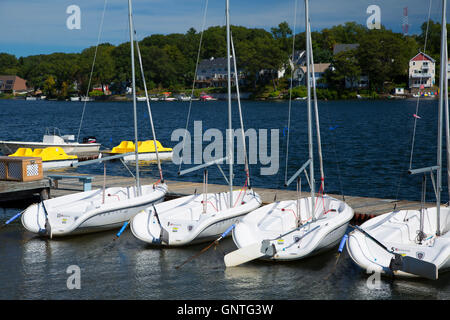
[6,80,13,84]
[423,62,428,66]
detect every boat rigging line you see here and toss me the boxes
[76,0,108,143]
[409,0,433,170]
[284,0,298,187]
[178,0,209,174]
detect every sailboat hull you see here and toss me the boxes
[21,184,168,237]
[130,190,262,246]
[346,208,450,278]
[231,196,354,262]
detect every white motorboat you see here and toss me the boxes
[21,0,168,238]
[70,96,80,102]
[224,0,354,267]
[0,127,100,155]
[177,95,192,102]
[80,96,94,102]
[131,0,262,247]
[347,0,450,280]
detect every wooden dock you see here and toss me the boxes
[0,179,50,202]
[44,173,434,223]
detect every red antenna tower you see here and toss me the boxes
[402,7,409,35]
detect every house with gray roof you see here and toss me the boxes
[195,57,245,88]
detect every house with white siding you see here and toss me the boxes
[409,52,435,88]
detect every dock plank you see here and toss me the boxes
[0,178,50,202]
[38,172,433,221]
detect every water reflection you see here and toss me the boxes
[0,205,449,299]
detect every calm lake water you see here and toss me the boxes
[0,98,449,300]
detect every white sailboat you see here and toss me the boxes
[130,0,261,246]
[224,0,354,267]
[346,0,450,280]
[21,0,168,238]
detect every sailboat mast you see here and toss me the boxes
[305,0,315,216]
[437,0,447,236]
[226,0,233,208]
[128,0,141,195]
[308,21,324,189]
[445,24,450,208]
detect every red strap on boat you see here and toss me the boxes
[233,174,249,208]
[201,200,219,212]
[282,208,298,221]
[315,177,326,213]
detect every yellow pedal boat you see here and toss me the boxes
[9,147,78,170]
[105,140,173,161]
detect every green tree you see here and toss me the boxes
[357,28,418,91]
[43,75,56,97]
[327,49,361,90]
[0,53,19,75]
[80,43,115,93]
[271,21,293,53]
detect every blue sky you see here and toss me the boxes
[0,0,445,57]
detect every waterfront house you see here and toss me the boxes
[297,63,332,88]
[408,52,435,88]
[0,75,28,95]
[284,50,306,85]
[195,57,244,88]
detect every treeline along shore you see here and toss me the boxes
[0,20,447,101]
